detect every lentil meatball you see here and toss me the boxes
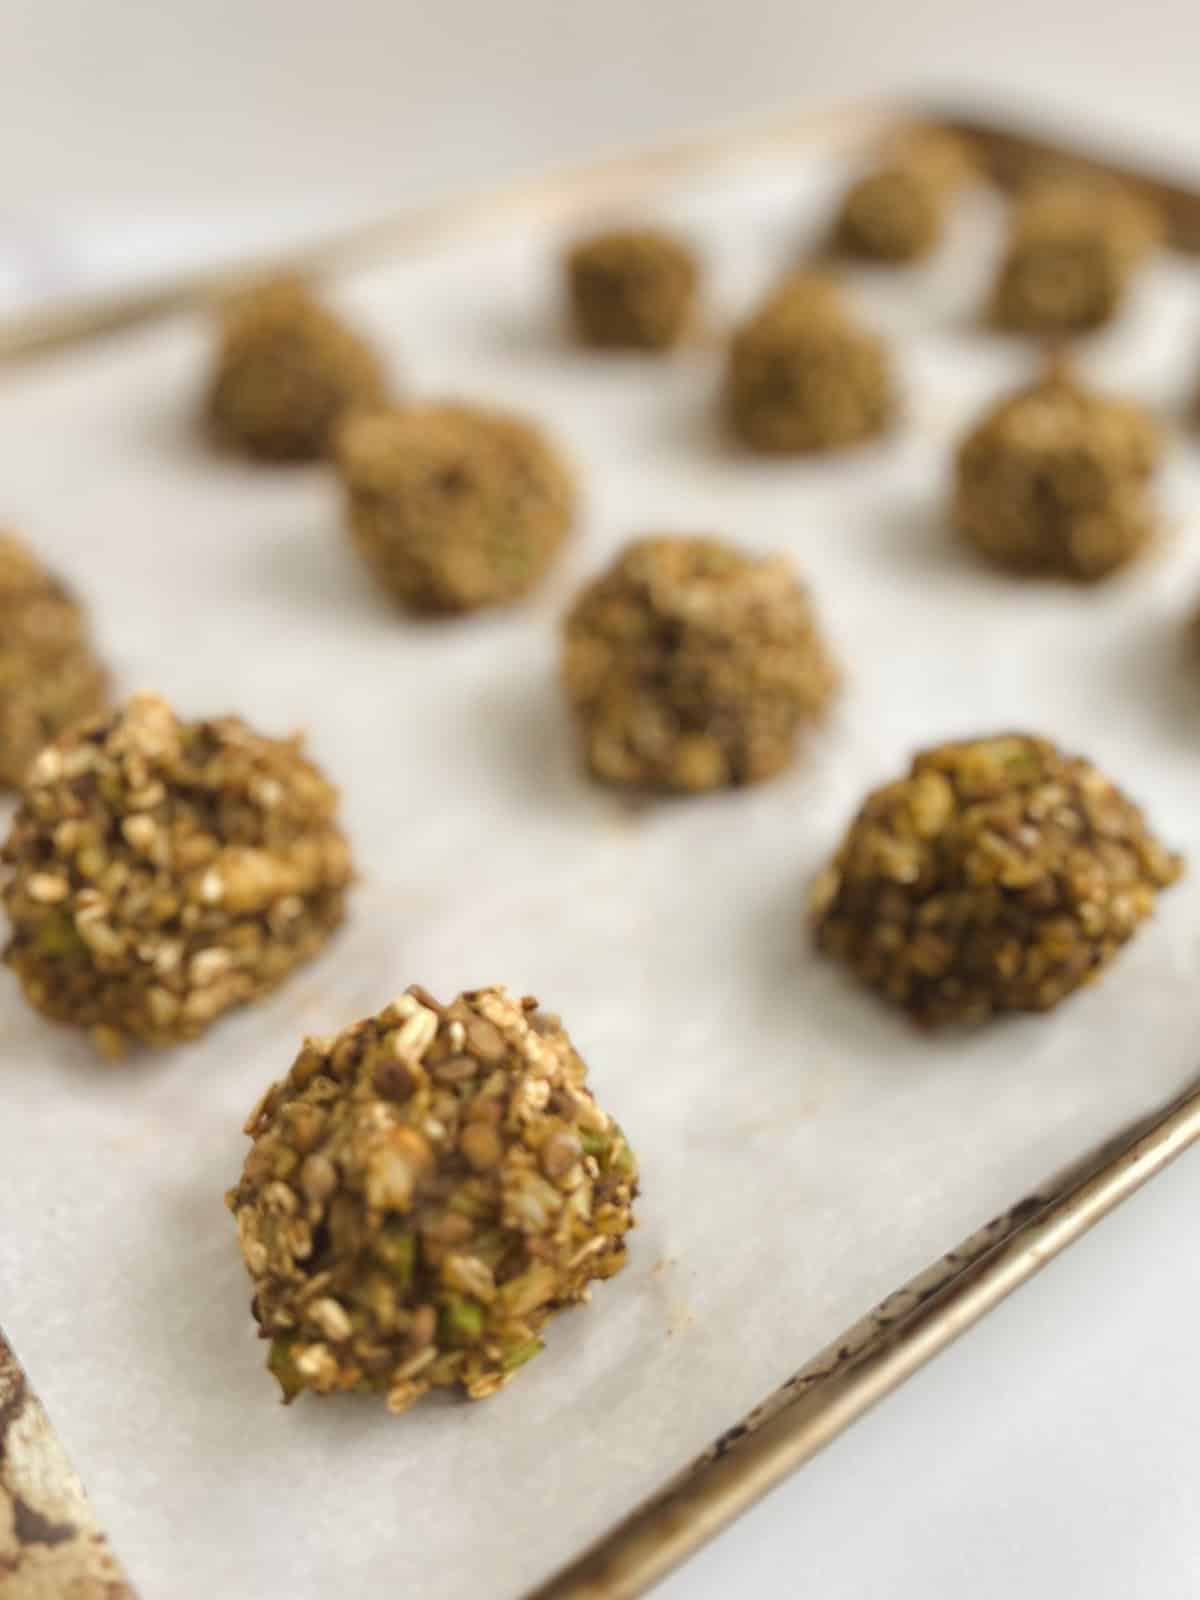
[562,534,838,791]
[811,734,1181,1026]
[335,403,575,612]
[727,272,893,453]
[566,226,699,349]
[953,366,1159,580]
[0,532,108,788]
[989,178,1160,334]
[208,277,388,461]
[227,985,637,1411]
[2,692,353,1057]
[834,128,976,263]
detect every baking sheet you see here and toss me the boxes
[4,144,1200,1600]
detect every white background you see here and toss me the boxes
[5,4,1200,1597]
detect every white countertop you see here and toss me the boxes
[5,4,1200,1594]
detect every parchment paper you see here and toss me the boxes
[4,150,1200,1600]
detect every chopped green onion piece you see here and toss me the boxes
[372,1224,415,1290]
[501,1337,544,1372]
[267,1337,305,1401]
[440,1295,485,1343]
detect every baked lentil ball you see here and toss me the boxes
[811,734,1181,1026]
[989,178,1160,334]
[836,168,943,264]
[727,272,893,453]
[335,402,575,612]
[0,533,108,788]
[565,226,699,349]
[2,692,353,1058]
[834,128,976,263]
[562,535,838,791]
[953,367,1159,580]
[207,277,388,462]
[227,984,637,1411]
[894,127,977,194]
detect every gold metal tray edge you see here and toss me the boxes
[530,1076,1200,1597]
